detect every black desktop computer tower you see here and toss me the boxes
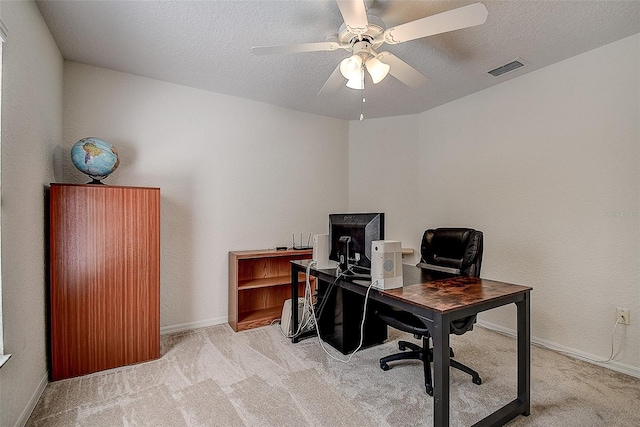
[315,279,387,355]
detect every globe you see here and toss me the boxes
[71,137,119,184]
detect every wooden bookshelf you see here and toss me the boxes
[228,249,314,331]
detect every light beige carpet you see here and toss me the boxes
[26,324,640,426]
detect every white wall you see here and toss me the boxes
[349,34,640,373]
[0,1,63,426]
[348,114,423,252]
[63,62,349,330]
[2,5,636,425]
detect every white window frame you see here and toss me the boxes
[0,12,10,369]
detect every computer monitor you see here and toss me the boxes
[329,213,384,272]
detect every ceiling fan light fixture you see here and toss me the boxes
[254,1,490,100]
[346,73,364,90]
[365,56,390,84]
[340,55,363,80]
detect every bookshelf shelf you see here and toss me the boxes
[229,249,313,331]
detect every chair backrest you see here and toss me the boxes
[419,228,484,335]
[419,228,483,278]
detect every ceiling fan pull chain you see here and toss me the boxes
[360,70,365,121]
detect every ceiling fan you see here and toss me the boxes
[251,0,489,94]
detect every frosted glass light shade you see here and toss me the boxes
[346,73,364,90]
[340,55,363,80]
[365,57,390,84]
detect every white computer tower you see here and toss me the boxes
[313,233,337,269]
[370,240,403,290]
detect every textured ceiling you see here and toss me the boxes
[36,0,640,121]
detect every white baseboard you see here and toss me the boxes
[477,320,640,379]
[16,372,48,427]
[160,316,228,335]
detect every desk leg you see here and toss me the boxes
[516,292,531,416]
[431,312,450,427]
[291,266,299,343]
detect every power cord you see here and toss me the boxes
[277,260,375,363]
[310,277,376,364]
[306,261,377,363]
[275,261,317,339]
[314,263,358,320]
[571,316,624,364]
[484,315,626,364]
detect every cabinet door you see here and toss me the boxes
[50,185,160,380]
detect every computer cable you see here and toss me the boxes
[276,259,348,338]
[314,262,368,321]
[555,316,624,364]
[276,260,317,339]
[313,267,351,320]
[277,260,375,363]
[483,315,625,364]
[308,269,377,364]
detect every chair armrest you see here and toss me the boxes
[416,262,461,275]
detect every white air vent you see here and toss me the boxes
[488,59,526,77]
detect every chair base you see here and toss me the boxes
[379,338,482,396]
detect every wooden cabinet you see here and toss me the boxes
[228,249,313,331]
[49,184,160,381]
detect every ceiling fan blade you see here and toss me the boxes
[251,42,342,55]
[377,52,427,89]
[336,0,368,35]
[318,64,345,96]
[382,2,488,45]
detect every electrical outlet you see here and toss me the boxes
[616,308,630,325]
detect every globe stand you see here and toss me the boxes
[87,178,105,185]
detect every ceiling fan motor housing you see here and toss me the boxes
[338,15,386,49]
[352,40,372,58]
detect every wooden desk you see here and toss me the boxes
[290,261,531,427]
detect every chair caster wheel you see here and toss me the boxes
[473,377,482,385]
[425,386,433,396]
[380,362,390,371]
[398,343,407,351]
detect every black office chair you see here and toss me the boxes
[376,228,483,395]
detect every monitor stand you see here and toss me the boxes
[337,236,351,272]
